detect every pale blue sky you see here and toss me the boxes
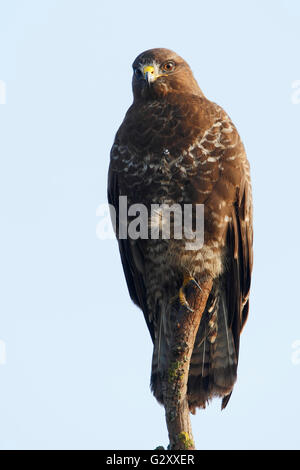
[0,0,300,450]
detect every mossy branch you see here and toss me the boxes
[161,279,213,450]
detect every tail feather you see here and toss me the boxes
[188,280,237,412]
[151,277,238,412]
[150,297,171,405]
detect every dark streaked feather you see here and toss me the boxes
[187,170,253,411]
[107,169,154,342]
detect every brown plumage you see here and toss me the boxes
[108,48,253,411]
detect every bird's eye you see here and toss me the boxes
[134,68,142,79]
[162,61,175,73]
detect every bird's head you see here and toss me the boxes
[132,48,202,100]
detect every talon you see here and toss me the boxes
[178,275,201,311]
[179,287,194,311]
[171,275,202,311]
[190,278,202,291]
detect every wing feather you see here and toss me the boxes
[226,163,253,362]
[107,163,155,342]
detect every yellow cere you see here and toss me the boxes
[143,65,155,76]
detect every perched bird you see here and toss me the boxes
[108,48,253,411]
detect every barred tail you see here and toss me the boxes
[150,279,238,412]
[188,283,237,412]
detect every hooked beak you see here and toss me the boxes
[143,65,163,84]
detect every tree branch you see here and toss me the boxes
[162,279,213,450]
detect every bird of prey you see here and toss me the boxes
[108,48,253,412]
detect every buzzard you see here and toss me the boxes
[108,48,253,413]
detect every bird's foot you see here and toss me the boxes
[178,275,201,312]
